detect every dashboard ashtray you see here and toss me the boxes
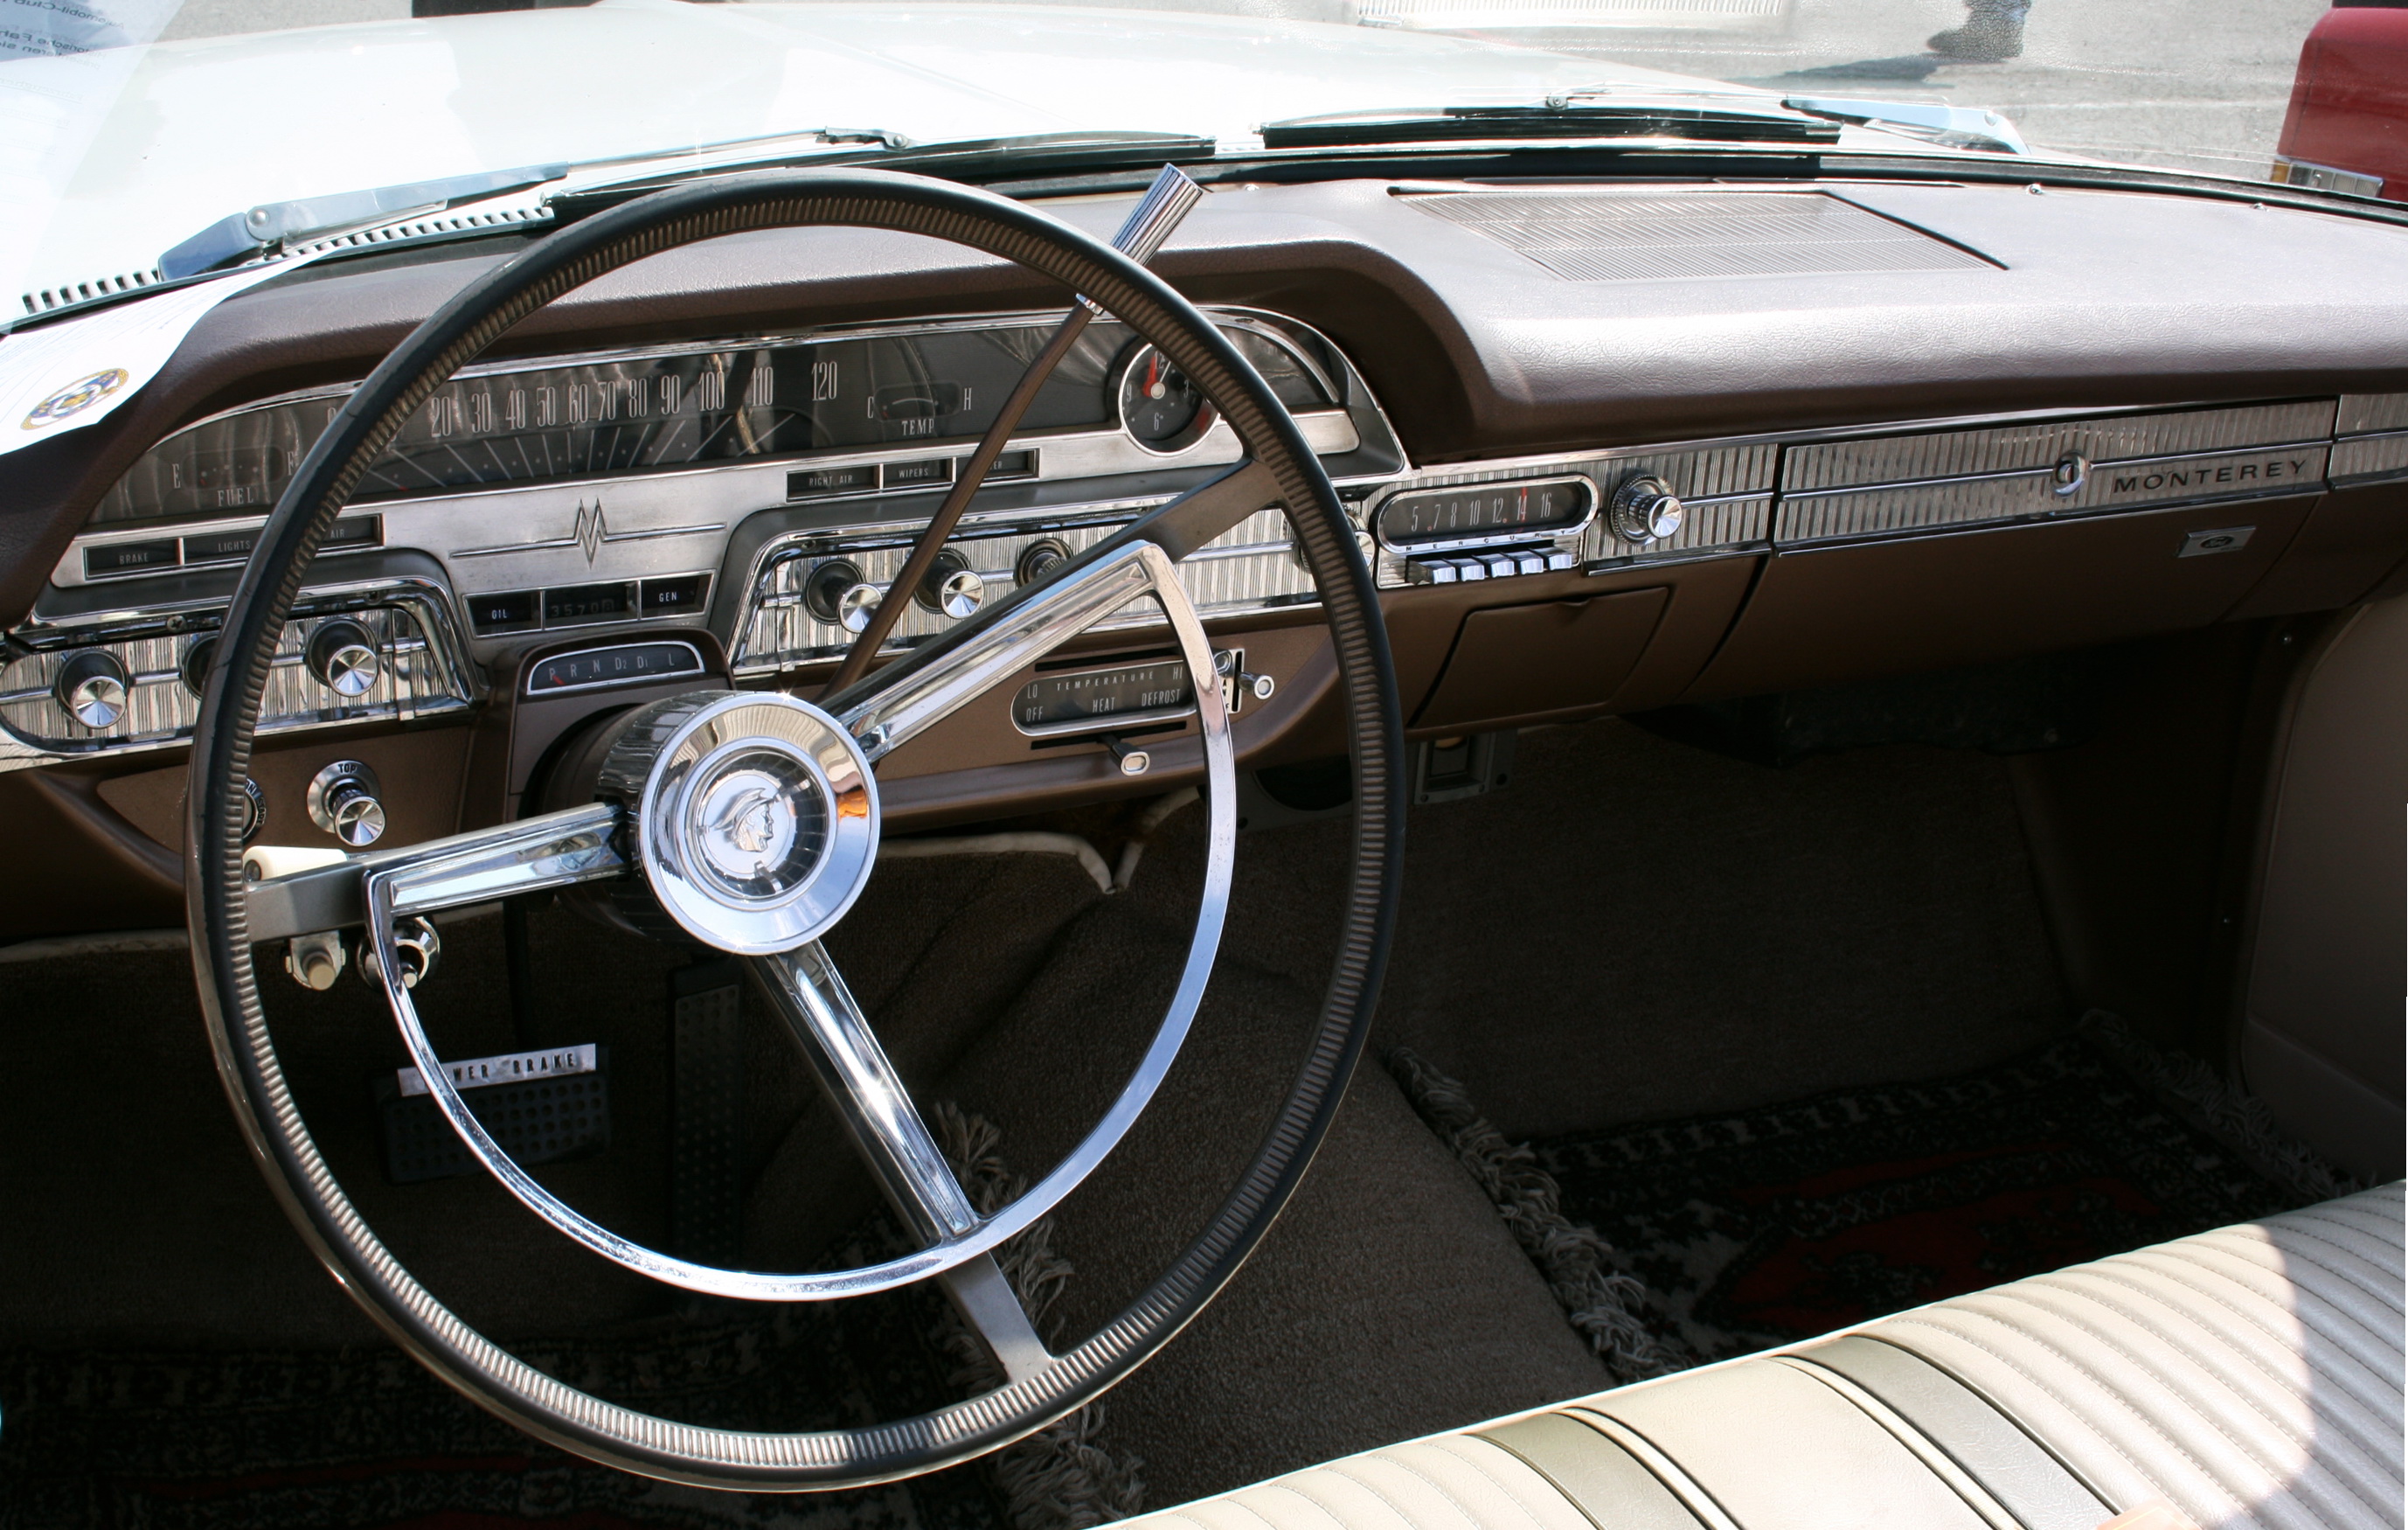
[371,1043,612,1186]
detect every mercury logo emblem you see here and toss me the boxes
[712,785,786,863]
[573,501,606,565]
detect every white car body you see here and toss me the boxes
[4,0,1745,310]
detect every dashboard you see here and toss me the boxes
[4,176,2407,940]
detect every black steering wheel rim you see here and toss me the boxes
[186,166,1405,1489]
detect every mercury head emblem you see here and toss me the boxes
[714,783,787,863]
[690,759,815,895]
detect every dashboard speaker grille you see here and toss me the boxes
[1407,190,1992,282]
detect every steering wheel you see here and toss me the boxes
[186,169,1405,1490]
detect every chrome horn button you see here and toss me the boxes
[596,691,879,954]
[687,748,824,898]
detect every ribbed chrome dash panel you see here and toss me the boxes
[1782,400,2335,492]
[2339,393,2408,436]
[2332,432,2408,484]
[735,507,1310,676]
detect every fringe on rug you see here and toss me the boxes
[2078,1011,2363,1204]
[932,1102,1146,1530]
[1385,1048,1690,1384]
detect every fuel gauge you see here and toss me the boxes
[1114,344,1217,456]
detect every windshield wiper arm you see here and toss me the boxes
[155,126,916,279]
[1782,97,2030,155]
[1260,101,1839,151]
[160,163,571,279]
[548,129,1218,217]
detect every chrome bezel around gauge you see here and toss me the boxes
[1366,474,1600,557]
[1113,342,1220,457]
[1010,653,1200,739]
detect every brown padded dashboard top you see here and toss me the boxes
[9,174,2408,629]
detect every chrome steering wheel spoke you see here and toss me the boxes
[755,942,1058,1384]
[244,803,625,944]
[753,942,981,1241]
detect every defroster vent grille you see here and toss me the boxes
[1408,190,1993,282]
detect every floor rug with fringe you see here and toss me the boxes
[1523,1029,2325,1363]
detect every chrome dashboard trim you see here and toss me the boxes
[732,503,1314,678]
[1779,400,2336,493]
[521,639,709,698]
[1368,474,1599,558]
[0,574,482,775]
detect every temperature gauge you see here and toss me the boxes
[1114,345,1216,456]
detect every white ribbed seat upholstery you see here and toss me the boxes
[1126,1185,2406,1530]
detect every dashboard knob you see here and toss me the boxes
[1609,476,1685,545]
[181,635,218,699]
[53,649,129,729]
[237,775,267,844]
[917,550,985,619]
[1016,537,1071,586]
[307,759,386,847]
[836,581,883,634]
[305,618,381,698]
[804,559,864,623]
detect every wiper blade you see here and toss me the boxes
[1784,97,2029,155]
[1260,102,1839,151]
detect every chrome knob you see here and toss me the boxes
[364,915,441,990]
[803,559,863,623]
[836,581,882,634]
[53,649,128,729]
[2052,452,2091,497]
[917,551,985,619]
[305,617,380,698]
[1609,476,1685,545]
[308,759,385,847]
[1243,671,1275,702]
[1103,736,1151,776]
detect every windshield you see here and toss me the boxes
[0,0,2369,322]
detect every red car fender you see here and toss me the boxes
[2273,1,2408,202]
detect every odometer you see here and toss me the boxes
[1375,476,1595,550]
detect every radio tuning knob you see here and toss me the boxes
[305,617,381,698]
[1609,476,1685,545]
[308,759,386,847]
[53,649,129,729]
